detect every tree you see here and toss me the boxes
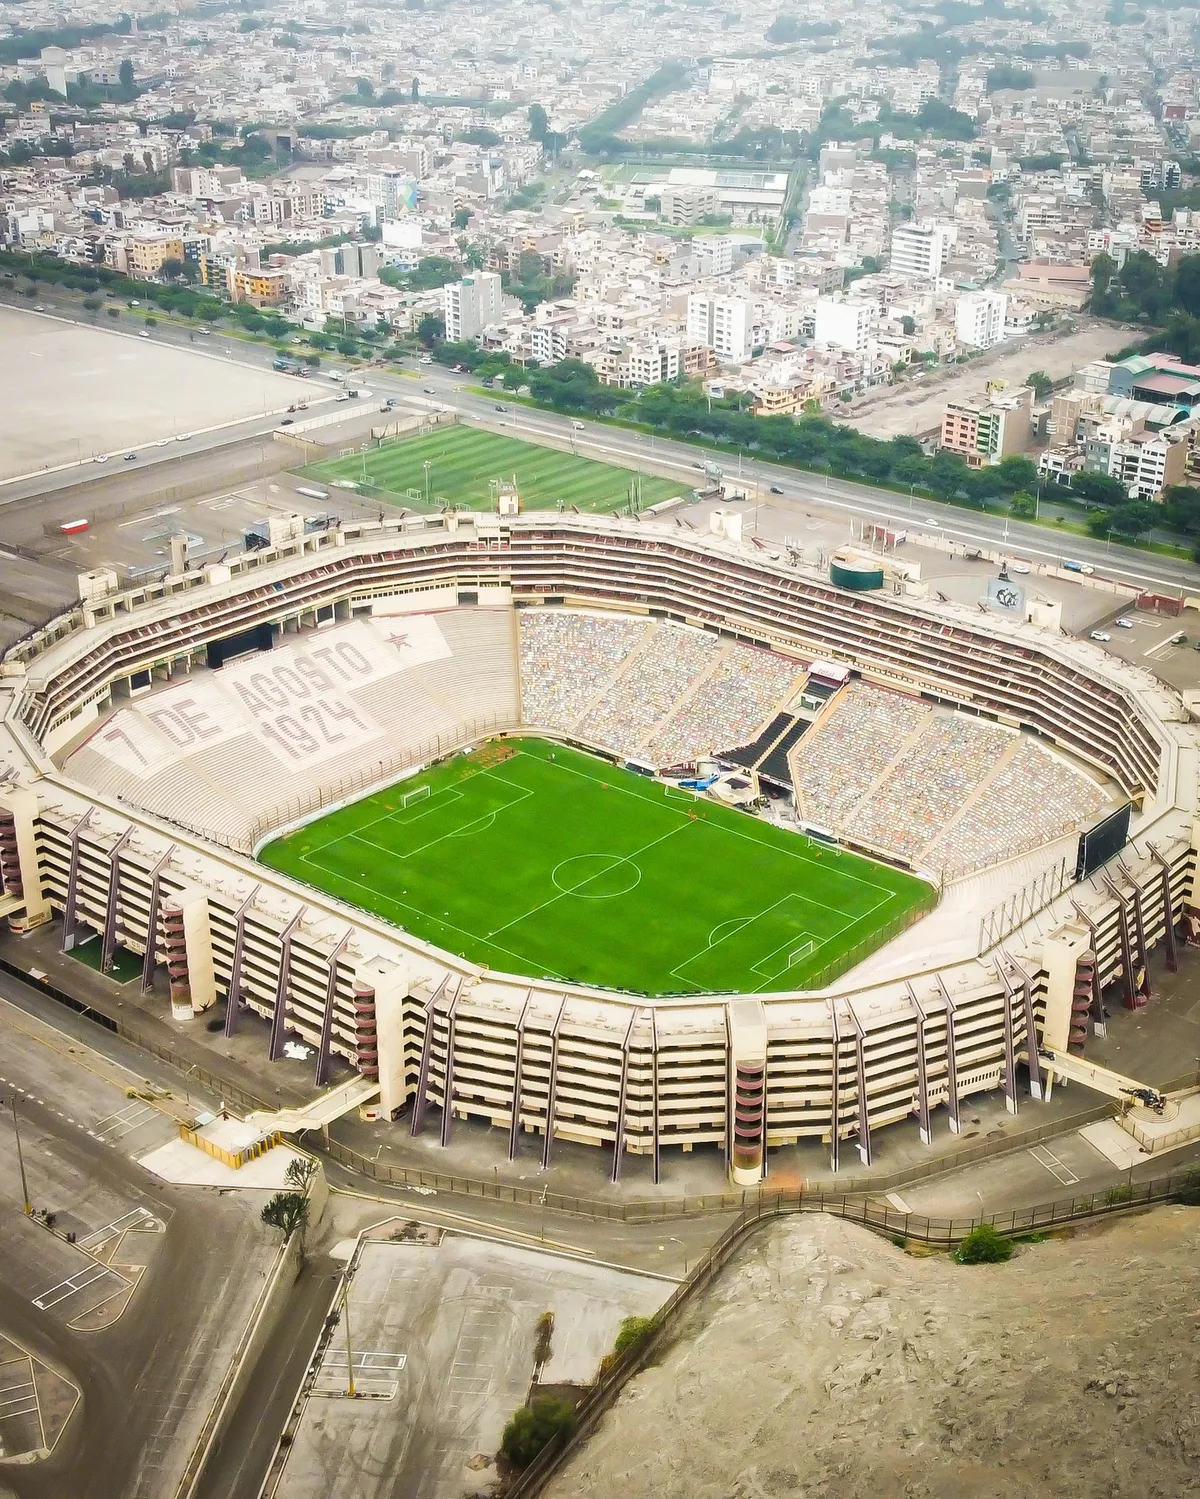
[336,337,359,357]
[261,1191,309,1241]
[118,58,135,92]
[1091,500,1159,540]
[1010,490,1037,518]
[356,78,374,101]
[529,102,548,142]
[900,315,916,336]
[452,207,471,231]
[416,313,445,348]
[160,257,185,282]
[613,1315,655,1355]
[954,1224,1013,1264]
[993,455,1039,494]
[284,1157,317,1193]
[500,1397,577,1469]
[1025,370,1053,400]
[1072,470,1128,508]
[411,76,419,102]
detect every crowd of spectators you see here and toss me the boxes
[518,610,649,729]
[792,683,933,828]
[577,622,721,752]
[644,650,803,767]
[931,737,1108,879]
[855,714,1012,859]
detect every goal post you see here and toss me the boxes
[401,784,431,811]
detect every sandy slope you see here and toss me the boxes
[545,1207,1200,1499]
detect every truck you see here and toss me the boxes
[273,356,301,374]
[1063,559,1095,575]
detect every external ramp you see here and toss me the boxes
[247,1074,380,1134]
[1039,1050,1159,1104]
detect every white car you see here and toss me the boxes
[1116,618,1134,628]
[139,330,150,339]
[1090,630,1111,642]
[175,433,187,441]
[1008,559,1031,574]
[93,454,108,463]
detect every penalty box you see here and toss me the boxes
[671,892,870,991]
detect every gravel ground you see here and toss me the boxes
[545,1206,1200,1499]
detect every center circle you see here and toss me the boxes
[551,853,642,899]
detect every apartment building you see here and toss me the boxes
[122,234,185,278]
[813,297,877,354]
[660,185,721,226]
[616,339,680,388]
[229,265,288,307]
[890,220,956,281]
[686,292,752,362]
[940,387,1033,467]
[955,290,1007,350]
[693,235,735,277]
[444,270,503,343]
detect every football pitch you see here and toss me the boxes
[260,740,935,996]
[304,425,683,514]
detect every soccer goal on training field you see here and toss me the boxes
[786,939,816,967]
[401,784,431,811]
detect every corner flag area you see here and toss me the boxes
[260,740,935,996]
[303,425,683,513]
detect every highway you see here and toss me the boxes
[5,286,1200,597]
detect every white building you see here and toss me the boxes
[619,340,680,387]
[955,291,1008,350]
[686,293,752,362]
[890,220,956,281]
[813,298,877,353]
[693,235,735,277]
[443,271,502,343]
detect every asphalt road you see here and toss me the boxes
[5,286,1200,596]
[0,987,275,1499]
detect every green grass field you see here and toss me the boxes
[260,740,935,996]
[305,425,683,514]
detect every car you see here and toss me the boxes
[280,417,294,425]
[495,403,507,412]
[1116,618,1134,628]
[156,438,169,447]
[1008,559,1031,574]
[129,299,140,306]
[336,391,350,402]
[93,454,108,463]
[197,328,210,335]
[423,386,436,394]
[383,397,395,409]
[34,304,45,312]
[139,330,150,339]
[124,452,137,461]
[175,433,187,441]
[769,485,783,494]
[1090,630,1111,642]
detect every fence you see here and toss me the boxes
[802,890,938,991]
[977,855,1073,953]
[502,1163,1200,1499]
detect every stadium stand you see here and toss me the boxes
[1,512,1192,1187]
[63,609,519,850]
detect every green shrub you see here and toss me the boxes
[954,1224,1013,1264]
[499,1396,576,1468]
[1103,1183,1134,1206]
[613,1314,656,1355]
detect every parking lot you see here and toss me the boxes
[274,1230,669,1499]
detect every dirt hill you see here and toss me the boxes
[544,1206,1200,1499]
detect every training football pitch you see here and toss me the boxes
[260,740,935,996]
[304,425,683,513]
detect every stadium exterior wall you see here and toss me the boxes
[0,512,1196,1181]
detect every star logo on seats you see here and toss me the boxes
[389,631,410,651]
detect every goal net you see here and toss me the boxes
[401,784,431,811]
[786,939,816,967]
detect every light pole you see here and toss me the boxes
[667,1235,688,1274]
[4,1098,31,1215]
[341,1281,356,1397]
[423,460,431,505]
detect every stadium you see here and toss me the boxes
[0,509,1195,1186]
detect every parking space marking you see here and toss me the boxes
[1028,1144,1080,1186]
[32,1261,127,1312]
[77,1205,157,1251]
[92,1103,158,1143]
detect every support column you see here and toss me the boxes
[60,808,95,953]
[650,1008,661,1187]
[439,984,462,1148]
[224,885,259,1039]
[140,844,176,993]
[267,908,304,1062]
[827,1001,841,1173]
[611,1010,636,1184]
[906,983,932,1145]
[100,828,132,973]
[314,929,352,1087]
[1104,880,1141,1011]
[508,991,531,1162]
[995,958,1043,1101]
[541,998,567,1172]
[409,977,447,1138]
[849,1007,872,1167]
[996,963,1018,1115]
[935,975,960,1134]
[1119,861,1152,1001]
[1150,846,1179,972]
